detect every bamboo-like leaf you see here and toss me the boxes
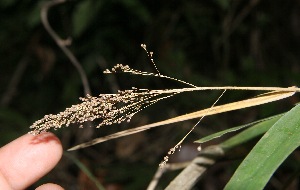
[195,114,283,144]
[68,90,295,151]
[164,114,284,190]
[224,104,300,190]
[220,115,282,151]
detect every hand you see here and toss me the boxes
[0,132,64,190]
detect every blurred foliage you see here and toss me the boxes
[0,0,299,189]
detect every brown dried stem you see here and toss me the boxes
[41,0,91,95]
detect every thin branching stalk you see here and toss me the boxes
[41,0,91,95]
[66,89,295,151]
[29,45,300,168]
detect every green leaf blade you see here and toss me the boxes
[220,115,282,151]
[194,114,282,145]
[224,104,300,190]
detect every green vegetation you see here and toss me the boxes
[1,0,299,189]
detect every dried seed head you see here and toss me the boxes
[159,156,169,168]
[141,43,147,50]
[29,88,178,135]
[140,43,161,75]
[197,145,202,151]
[159,143,182,168]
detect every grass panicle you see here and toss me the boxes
[29,44,300,167]
[29,85,180,135]
[29,44,196,136]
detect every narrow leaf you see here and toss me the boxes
[220,115,282,151]
[224,104,300,190]
[164,114,283,190]
[195,114,283,144]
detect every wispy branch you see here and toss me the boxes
[41,0,91,95]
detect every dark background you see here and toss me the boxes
[0,0,300,189]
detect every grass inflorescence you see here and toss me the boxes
[29,44,189,135]
[29,44,300,167]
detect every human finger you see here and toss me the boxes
[35,183,64,190]
[0,133,63,190]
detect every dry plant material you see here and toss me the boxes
[29,44,191,135]
[29,86,178,135]
[67,89,296,153]
[29,44,300,159]
[159,89,227,168]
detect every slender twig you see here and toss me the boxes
[41,0,94,146]
[41,0,91,95]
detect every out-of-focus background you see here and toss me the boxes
[0,0,299,189]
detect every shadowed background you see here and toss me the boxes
[0,0,299,189]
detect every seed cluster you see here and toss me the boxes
[159,144,182,168]
[29,44,202,168]
[103,64,133,74]
[29,87,177,135]
[103,63,151,76]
